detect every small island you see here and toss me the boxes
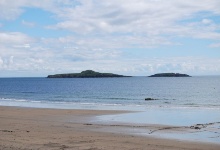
[148,73,191,77]
[47,70,131,78]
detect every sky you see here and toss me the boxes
[0,0,220,77]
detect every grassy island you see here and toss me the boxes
[149,73,191,77]
[47,70,131,78]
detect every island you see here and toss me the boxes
[47,70,131,78]
[148,73,191,77]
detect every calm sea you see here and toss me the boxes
[0,76,220,110]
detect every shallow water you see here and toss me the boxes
[96,107,220,126]
[95,107,220,143]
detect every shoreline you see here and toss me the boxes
[91,108,220,144]
[0,106,220,150]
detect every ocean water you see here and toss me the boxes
[0,76,219,110]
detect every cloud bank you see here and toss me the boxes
[0,0,220,76]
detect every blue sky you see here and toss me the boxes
[0,0,220,77]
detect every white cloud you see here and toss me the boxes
[48,0,220,33]
[1,38,220,75]
[13,44,31,48]
[21,20,35,27]
[0,32,34,45]
[209,42,220,48]
[1,34,220,77]
[202,19,212,24]
[0,0,80,20]
[43,0,220,48]
[9,56,14,65]
[0,56,13,69]
[0,0,24,20]
[118,57,220,76]
[0,57,3,68]
[1,0,220,76]
[1,0,220,43]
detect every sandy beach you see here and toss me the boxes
[0,106,219,150]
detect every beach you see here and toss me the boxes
[0,106,219,150]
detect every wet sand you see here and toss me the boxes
[0,106,220,150]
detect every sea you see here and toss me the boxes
[0,76,219,110]
[1,76,220,143]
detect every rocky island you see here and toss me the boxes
[149,73,191,77]
[47,70,131,78]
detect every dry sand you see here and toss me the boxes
[0,106,219,150]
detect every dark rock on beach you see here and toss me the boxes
[145,98,158,101]
[148,73,191,77]
[47,70,131,78]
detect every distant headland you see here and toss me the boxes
[148,73,191,77]
[47,70,131,78]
